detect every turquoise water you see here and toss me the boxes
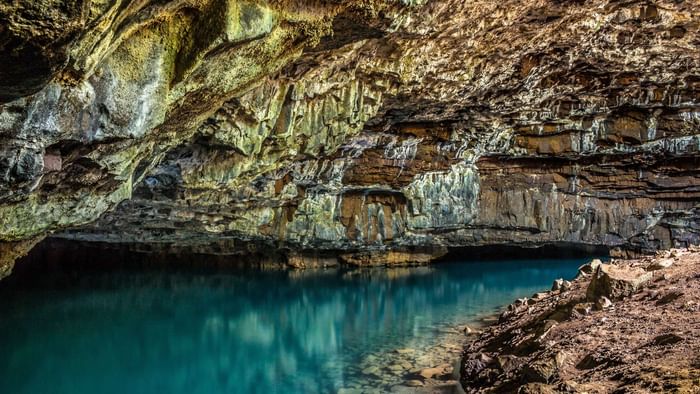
[0,259,585,394]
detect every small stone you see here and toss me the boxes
[521,357,558,383]
[560,280,572,291]
[669,248,685,257]
[572,303,592,316]
[578,259,602,277]
[394,348,415,355]
[652,333,683,346]
[595,296,613,310]
[559,381,579,392]
[497,355,520,373]
[536,320,558,340]
[461,325,481,335]
[554,351,568,369]
[551,278,572,292]
[655,290,684,305]
[648,258,674,271]
[518,383,557,394]
[404,380,423,387]
[43,153,62,172]
[418,364,453,379]
[575,353,611,370]
[551,278,564,291]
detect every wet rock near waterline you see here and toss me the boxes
[461,249,700,393]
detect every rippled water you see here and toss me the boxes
[0,258,586,394]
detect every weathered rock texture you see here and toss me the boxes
[461,248,700,393]
[2,0,700,270]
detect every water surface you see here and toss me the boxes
[0,258,585,393]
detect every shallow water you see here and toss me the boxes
[0,258,586,394]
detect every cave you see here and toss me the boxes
[1,0,699,392]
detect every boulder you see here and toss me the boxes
[586,264,653,301]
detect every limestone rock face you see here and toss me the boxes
[2,0,700,264]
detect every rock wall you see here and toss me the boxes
[2,0,700,270]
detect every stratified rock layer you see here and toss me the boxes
[2,0,700,267]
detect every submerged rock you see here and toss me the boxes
[417,364,453,380]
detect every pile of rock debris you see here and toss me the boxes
[461,248,700,393]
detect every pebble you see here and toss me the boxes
[595,296,613,310]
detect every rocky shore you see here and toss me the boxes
[460,249,700,393]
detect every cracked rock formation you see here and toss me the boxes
[2,0,700,273]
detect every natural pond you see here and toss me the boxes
[0,258,588,394]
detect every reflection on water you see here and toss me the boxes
[0,259,585,394]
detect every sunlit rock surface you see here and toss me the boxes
[2,0,700,269]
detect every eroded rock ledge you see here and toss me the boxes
[2,0,700,275]
[461,248,700,393]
